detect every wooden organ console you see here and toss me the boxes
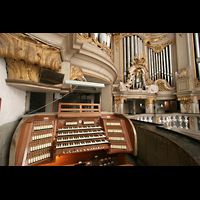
[9,103,137,166]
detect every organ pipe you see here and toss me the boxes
[165,46,170,83]
[94,33,99,40]
[99,33,107,44]
[153,52,157,80]
[163,49,167,80]
[194,33,200,78]
[160,51,164,79]
[135,36,138,56]
[131,35,134,60]
[158,53,161,79]
[106,33,111,48]
[169,44,173,86]
[151,49,154,81]
[127,36,130,69]
[148,48,152,79]
[155,53,159,79]
[123,37,127,83]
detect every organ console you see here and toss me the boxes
[9,103,137,166]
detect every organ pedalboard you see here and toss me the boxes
[9,103,136,166]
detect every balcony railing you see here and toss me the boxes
[128,113,200,132]
[77,33,113,60]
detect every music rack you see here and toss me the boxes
[58,103,101,118]
[9,103,137,166]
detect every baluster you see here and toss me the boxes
[158,116,162,124]
[184,116,189,129]
[168,116,172,128]
[172,115,177,128]
[163,117,166,126]
[149,116,153,123]
[178,116,183,128]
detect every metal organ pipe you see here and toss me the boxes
[194,33,200,79]
[127,36,131,69]
[106,33,111,48]
[99,33,107,44]
[155,53,159,80]
[148,48,152,80]
[135,36,138,57]
[160,51,164,79]
[94,33,99,40]
[151,49,154,81]
[138,37,141,58]
[158,53,161,79]
[165,46,170,84]
[131,35,134,60]
[123,37,127,83]
[163,49,167,80]
[169,44,173,86]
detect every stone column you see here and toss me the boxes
[45,93,53,112]
[101,84,112,112]
[114,96,127,114]
[61,61,71,89]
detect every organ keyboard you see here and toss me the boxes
[9,103,137,166]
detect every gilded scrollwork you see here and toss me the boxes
[70,66,86,81]
[0,33,62,82]
[177,96,194,113]
[177,68,191,79]
[6,58,40,82]
[154,79,175,91]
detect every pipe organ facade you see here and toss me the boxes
[148,44,174,86]
[123,35,144,83]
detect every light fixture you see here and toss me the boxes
[64,80,105,88]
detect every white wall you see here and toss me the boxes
[0,58,26,126]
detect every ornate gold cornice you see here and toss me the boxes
[121,33,144,40]
[144,35,166,46]
[147,37,176,53]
